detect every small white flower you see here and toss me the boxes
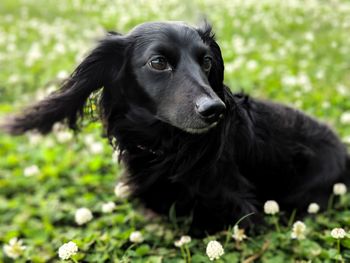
[282,75,298,86]
[307,203,320,214]
[333,183,347,196]
[129,231,144,243]
[83,135,95,145]
[291,221,306,240]
[343,136,350,145]
[264,200,279,215]
[8,74,19,84]
[57,70,69,79]
[114,182,130,198]
[180,235,191,244]
[54,43,66,54]
[206,240,224,261]
[3,238,26,259]
[246,60,258,70]
[337,85,348,95]
[27,133,43,145]
[232,225,247,242]
[53,123,64,132]
[331,228,346,239]
[88,142,104,154]
[174,240,183,247]
[101,201,116,213]
[340,112,350,124]
[56,130,73,143]
[58,241,78,260]
[174,235,192,247]
[305,32,314,42]
[112,150,120,163]
[75,207,93,225]
[24,165,40,177]
[26,43,42,66]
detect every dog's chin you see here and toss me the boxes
[182,121,219,134]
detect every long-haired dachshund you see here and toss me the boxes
[2,22,349,234]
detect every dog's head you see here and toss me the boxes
[2,22,226,135]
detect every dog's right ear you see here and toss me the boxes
[1,34,128,135]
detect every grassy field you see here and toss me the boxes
[1,0,350,262]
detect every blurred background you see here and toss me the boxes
[1,0,350,262]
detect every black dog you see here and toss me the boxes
[3,22,349,234]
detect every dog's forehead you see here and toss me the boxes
[129,22,203,46]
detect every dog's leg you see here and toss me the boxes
[189,191,259,236]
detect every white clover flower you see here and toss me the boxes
[340,112,350,124]
[174,240,183,247]
[333,183,347,196]
[101,201,116,213]
[291,221,306,240]
[45,84,57,95]
[53,123,64,132]
[112,150,120,163]
[88,142,104,154]
[54,43,66,54]
[24,165,40,177]
[337,84,348,95]
[322,101,330,109]
[83,134,95,145]
[343,136,350,145]
[307,203,320,214]
[246,60,258,70]
[232,225,247,242]
[129,231,144,243]
[3,238,26,259]
[45,138,55,148]
[56,130,73,143]
[305,32,314,42]
[174,235,191,247]
[206,240,224,261]
[180,235,191,244]
[57,70,69,79]
[282,75,298,86]
[27,133,43,145]
[331,228,346,239]
[26,43,42,66]
[58,241,78,260]
[114,182,130,198]
[75,207,93,225]
[8,74,19,84]
[316,70,325,80]
[264,200,279,215]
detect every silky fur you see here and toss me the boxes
[3,22,349,234]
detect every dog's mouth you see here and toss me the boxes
[183,120,219,134]
[180,111,225,134]
[156,111,224,135]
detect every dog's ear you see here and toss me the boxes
[196,23,224,93]
[1,34,128,135]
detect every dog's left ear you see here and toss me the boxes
[1,33,128,135]
[197,23,224,93]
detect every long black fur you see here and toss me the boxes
[2,22,349,234]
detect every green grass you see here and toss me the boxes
[1,0,350,262]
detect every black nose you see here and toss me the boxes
[195,97,226,122]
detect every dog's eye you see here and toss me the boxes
[149,57,170,71]
[202,56,212,73]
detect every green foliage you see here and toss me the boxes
[0,0,350,262]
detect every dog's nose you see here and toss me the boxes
[195,97,226,122]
